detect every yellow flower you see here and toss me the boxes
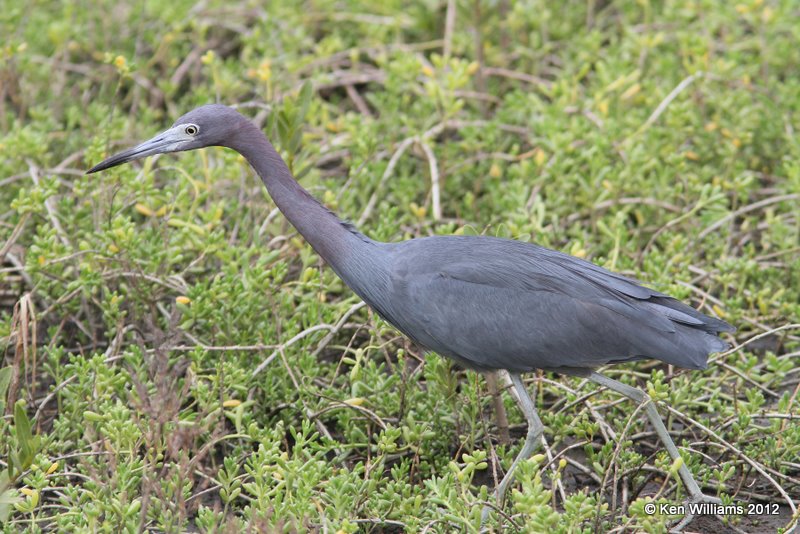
[256,60,271,82]
[621,83,641,100]
[409,202,426,219]
[135,203,155,217]
[534,149,547,167]
[201,50,216,65]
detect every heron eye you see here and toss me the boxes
[185,125,198,135]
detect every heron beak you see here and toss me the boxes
[86,126,186,174]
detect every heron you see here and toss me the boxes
[88,104,733,530]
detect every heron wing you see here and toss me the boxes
[384,236,731,372]
[394,236,730,331]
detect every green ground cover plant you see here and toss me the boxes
[1,0,798,532]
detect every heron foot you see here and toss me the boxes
[668,492,722,533]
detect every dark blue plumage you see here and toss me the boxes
[375,236,732,373]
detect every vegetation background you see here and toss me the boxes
[1,0,799,532]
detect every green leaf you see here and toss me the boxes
[12,400,39,475]
[0,472,21,523]
[297,80,313,121]
[13,400,32,449]
[0,367,11,412]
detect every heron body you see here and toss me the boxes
[89,104,733,530]
[379,236,730,373]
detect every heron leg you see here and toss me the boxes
[481,373,544,524]
[587,372,720,532]
[485,371,510,445]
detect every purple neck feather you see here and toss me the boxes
[225,118,375,275]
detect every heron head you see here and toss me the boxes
[87,104,243,174]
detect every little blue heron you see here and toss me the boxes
[88,104,733,529]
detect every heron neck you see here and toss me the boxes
[230,128,375,272]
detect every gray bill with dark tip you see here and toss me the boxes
[86,127,182,174]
